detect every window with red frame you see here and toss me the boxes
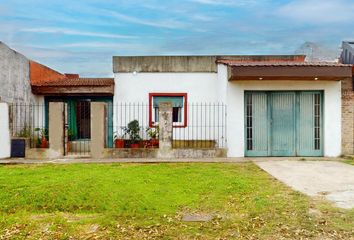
[149,93,187,127]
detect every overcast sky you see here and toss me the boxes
[1,0,353,77]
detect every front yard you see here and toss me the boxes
[0,163,353,239]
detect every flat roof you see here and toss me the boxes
[113,55,306,73]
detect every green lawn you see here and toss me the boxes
[343,158,354,166]
[0,163,353,239]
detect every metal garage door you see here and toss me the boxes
[245,91,323,157]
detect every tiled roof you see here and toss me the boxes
[217,60,351,67]
[30,60,114,87]
[30,61,67,85]
[34,78,114,87]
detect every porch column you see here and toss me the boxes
[91,102,106,159]
[157,102,173,158]
[49,102,64,158]
[0,102,11,159]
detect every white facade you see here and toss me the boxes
[0,102,11,158]
[225,79,341,157]
[114,63,342,158]
[114,72,221,103]
[114,72,227,145]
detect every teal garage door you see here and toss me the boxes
[245,91,323,157]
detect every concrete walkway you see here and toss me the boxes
[0,157,341,164]
[256,160,354,209]
[0,157,251,164]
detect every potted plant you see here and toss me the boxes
[123,120,141,148]
[114,131,126,148]
[146,124,159,147]
[67,129,74,152]
[34,128,48,148]
[17,124,32,148]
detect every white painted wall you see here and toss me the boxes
[226,80,342,157]
[114,66,342,157]
[0,102,11,158]
[114,72,227,145]
[114,72,220,103]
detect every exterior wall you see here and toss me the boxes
[341,77,354,155]
[226,80,342,157]
[115,66,343,158]
[48,102,64,158]
[114,72,220,102]
[0,42,44,140]
[0,102,11,158]
[114,72,226,144]
[0,42,38,104]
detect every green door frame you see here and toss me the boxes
[244,91,323,157]
[44,96,114,148]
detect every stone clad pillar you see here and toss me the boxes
[91,102,106,159]
[157,102,173,158]
[49,102,64,158]
[0,102,11,159]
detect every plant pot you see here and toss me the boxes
[130,143,140,149]
[150,138,159,147]
[41,137,48,148]
[67,142,72,152]
[115,139,125,148]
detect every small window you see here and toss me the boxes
[149,93,187,127]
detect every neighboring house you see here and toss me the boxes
[29,60,115,148]
[341,41,354,64]
[340,41,354,156]
[1,43,114,150]
[113,55,352,157]
[0,42,38,104]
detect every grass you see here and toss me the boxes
[343,158,354,166]
[0,163,353,239]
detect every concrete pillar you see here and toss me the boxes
[49,102,64,158]
[91,102,106,159]
[0,102,11,159]
[157,102,173,158]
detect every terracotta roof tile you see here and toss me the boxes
[30,61,114,87]
[34,78,114,87]
[30,61,66,85]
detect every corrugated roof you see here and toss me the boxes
[217,60,351,67]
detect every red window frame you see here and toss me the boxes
[149,93,188,128]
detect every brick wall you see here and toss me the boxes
[341,77,354,155]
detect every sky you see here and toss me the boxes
[0,0,353,77]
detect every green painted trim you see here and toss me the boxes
[244,91,324,157]
[44,96,114,148]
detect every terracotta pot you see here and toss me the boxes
[150,138,159,147]
[115,139,125,148]
[41,137,48,148]
[67,142,71,152]
[130,143,140,149]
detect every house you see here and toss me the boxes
[1,42,353,159]
[30,61,115,148]
[113,55,352,157]
[341,41,354,64]
[0,42,114,154]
